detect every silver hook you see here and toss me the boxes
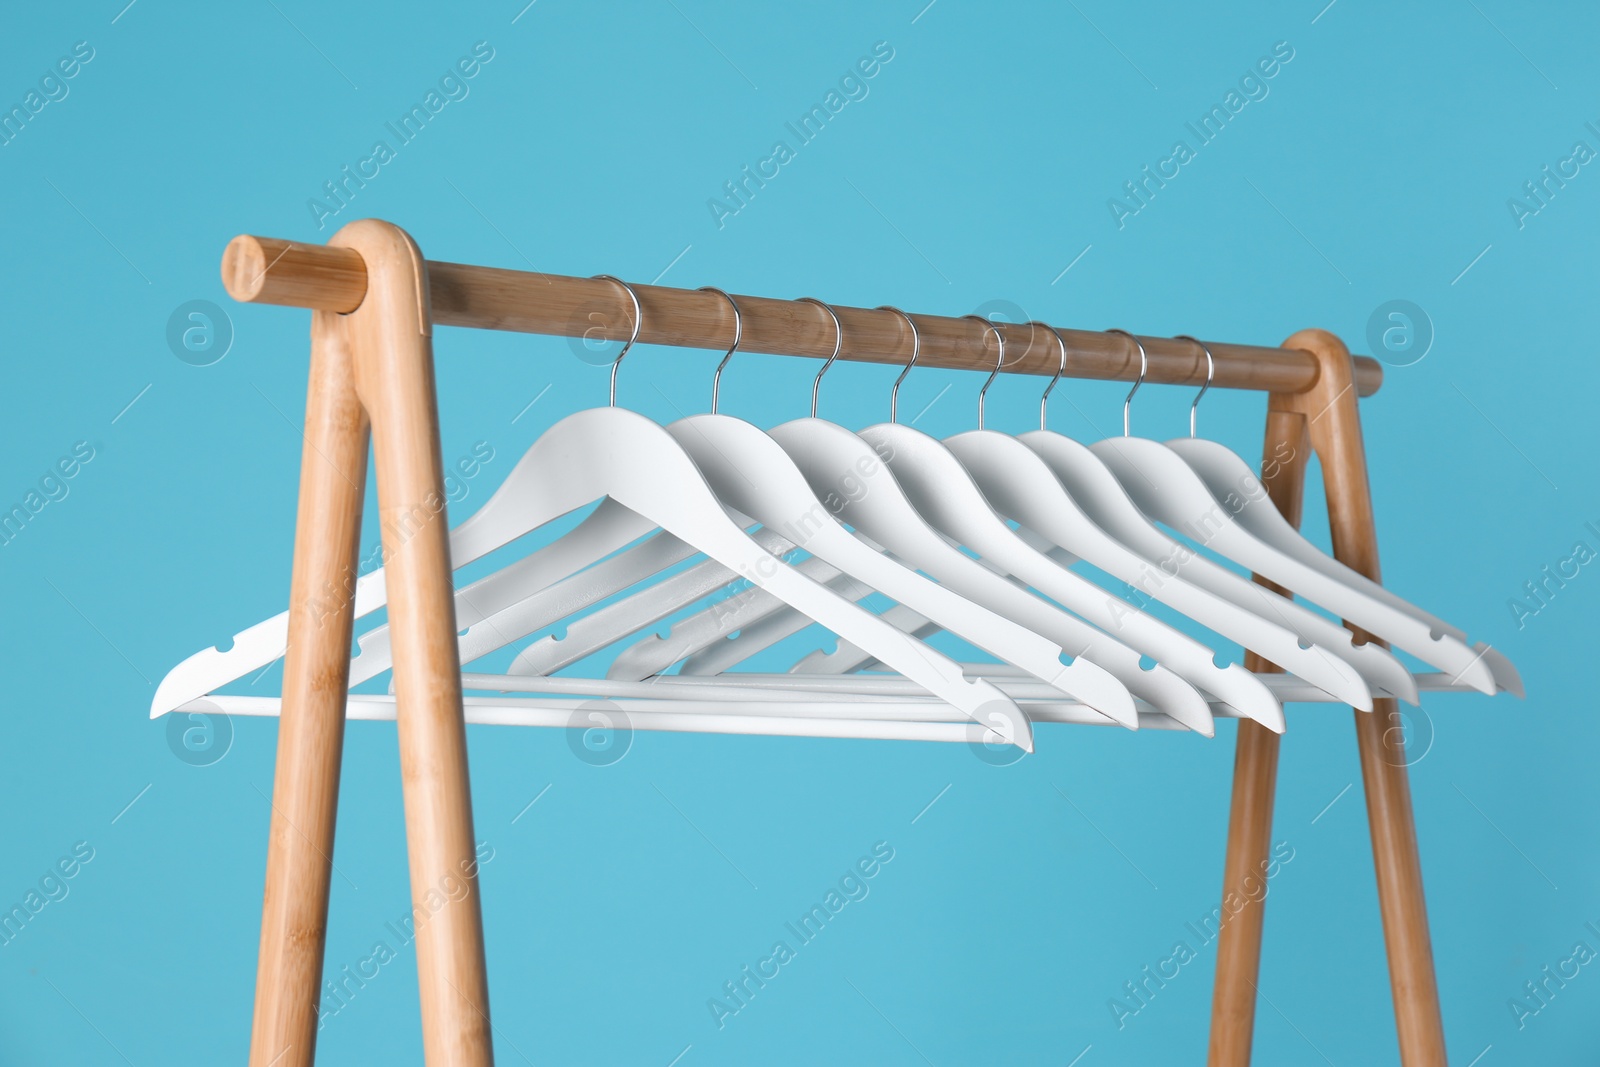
[799,297,842,418]
[1106,328,1146,436]
[1035,322,1068,430]
[1174,334,1214,437]
[699,287,742,414]
[879,306,919,424]
[592,275,643,407]
[965,315,1005,430]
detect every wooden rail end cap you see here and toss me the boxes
[222,234,369,313]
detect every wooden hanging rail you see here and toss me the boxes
[221,234,1383,397]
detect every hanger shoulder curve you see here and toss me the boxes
[1087,435,1418,704]
[1165,436,1508,696]
[765,416,1138,728]
[858,422,1213,735]
[963,429,1373,711]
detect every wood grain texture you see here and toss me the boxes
[1210,329,1445,1066]
[223,235,368,313]
[219,233,1384,396]
[335,219,493,1067]
[1207,405,1309,1067]
[1280,328,1446,1067]
[248,308,370,1067]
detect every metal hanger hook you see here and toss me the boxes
[1106,328,1147,436]
[699,286,742,414]
[965,315,1005,430]
[1036,322,1068,431]
[1174,334,1214,437]
[879,306,919,424]
[592,275,643,407]
[799,297,842,418]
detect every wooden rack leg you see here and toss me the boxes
[1289,329,1446,1065]
[338,220,494,1066]
[248,310,370,1067]
[1207,407,1309,1066]
[1208,330,1446,1066]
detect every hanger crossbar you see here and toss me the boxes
[222,234,1383,397]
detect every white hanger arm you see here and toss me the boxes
[940,429,1373,710]
[1165,436,1516,696]
[488,532,760,679]
[660,523,1216,733]
[662,562,1211,732]
[610,549,862,680]
[797,589,1284,736]
[349,501,671,686]
[1018,428,1401,706]
[677,564,872,676]
[666,517,1278,733]
[151,564,387,718]
[852,422,1214,734]
[374,519,770,686]
[1082,434,1417,703]
[152,492,656,715]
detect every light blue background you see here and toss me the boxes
[1,2,1594,1064]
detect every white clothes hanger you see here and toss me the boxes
[762,301,1146,728]
[1151,337,1512,695]
[662,313,1139,729]
[936,439,1376,713]
[792,319,1281,731]
[155,277,1035,751]
[352,284,775,687]
[669,415,1138,728]
[650,310,1205,730]
[684,296,1136,727]
[947,423,1377,709]
[484,291,1127,728]
[625,317,1380,734]
[351,301,1119,736]
[1060,330,1417,703]
[845,315,1212,734]
[947,327,1374,711]
[1168,436,1519,695]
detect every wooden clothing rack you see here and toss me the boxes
[222,218,1440,1066]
